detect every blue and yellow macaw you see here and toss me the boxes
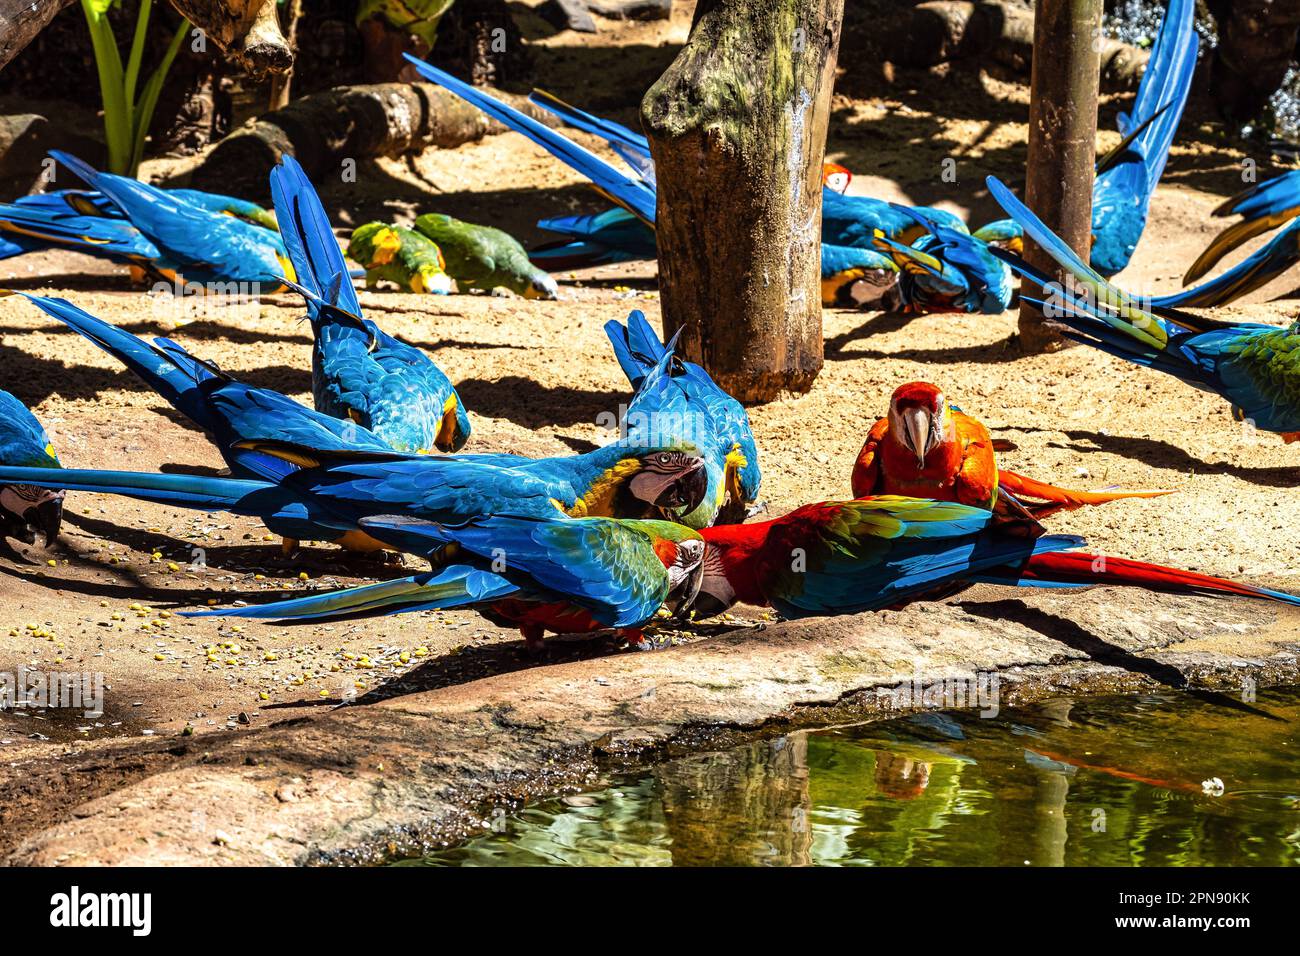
[867,205,1013,314]
[819,244,902,309]
[177,496,1300,650]
[0,152,293,289]
[0,388,63,547]
[605,310,760,523]
[187,512,706,653]
[5,294,718,554]
[1186,169,1300,283]
[1154,168,1300,308]
[269,155,470,454]
[988,175,1300,442]
[986,0,1197,278]
[405,57,1010,313]
[1089,0,1197,277]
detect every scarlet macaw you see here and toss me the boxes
[851,382,1171,518]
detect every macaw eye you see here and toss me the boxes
[658,454,671,465]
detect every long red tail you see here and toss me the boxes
[999,469,1173,516]
[1020,551,1300,606]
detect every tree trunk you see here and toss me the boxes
[0,0,73,72]
[642,0,843,403]
[429,0,530,87]
[168,0,292,77]
[1206,0,1300,127]
[1017,0,1102,353]
[187,82,561,200]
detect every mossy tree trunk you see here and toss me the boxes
[1017,0,1102,353]
[642,0,843,403]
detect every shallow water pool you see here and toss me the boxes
[407,686,1300,866]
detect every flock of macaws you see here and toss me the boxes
[2,0,1300,658]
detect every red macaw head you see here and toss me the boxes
[887,381,955,469]
[822,162,852,194]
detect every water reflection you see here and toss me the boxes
[409,687,1300,867]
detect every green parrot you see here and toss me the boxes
[347,222,454,294]
[356,0,456,49]
[414,212,559,299]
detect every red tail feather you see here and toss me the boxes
[1022,551,1299,605]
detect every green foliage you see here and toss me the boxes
[80,0,191,176]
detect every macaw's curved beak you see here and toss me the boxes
[30,495,63,547]
[434,395,466,452]
[900,406,933,469]
[629,456,708,514]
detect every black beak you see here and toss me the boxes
[32,497,63,547]
[630,458,709,514]
[661,459,708,512]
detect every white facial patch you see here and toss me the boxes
[0,484,62,517]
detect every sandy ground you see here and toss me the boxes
[1,1,1298,807]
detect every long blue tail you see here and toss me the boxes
[1153,217,1300,308]
[404,56,657,224]
[527,89,655,184]
[182,565,519,621]
[7,292,218,431]
[0,200,157,260]
[1089,0,1197,276]
[269,155,362,318]
[0,465,278,513]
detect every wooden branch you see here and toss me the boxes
[188,81,560,199]
[0,0,74,72]
[644,0,843,402]
[167,0,292,77]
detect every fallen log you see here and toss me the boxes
[886,0,1149,90]
[187,81,560,199]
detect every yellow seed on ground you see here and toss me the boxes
[154,654,166,661]
[259,691,270,700]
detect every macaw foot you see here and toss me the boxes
[280,537,299,557]
[620,628,657,652]
[520,624,547,657]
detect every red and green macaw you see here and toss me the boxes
[988,175,1300,443]
[0,152,293,290]
[685,497,1300,621]
[0,388,63,547]
[852,381,1171,518]
[172,497,1300,648]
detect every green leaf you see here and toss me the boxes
[128,19,190,177]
